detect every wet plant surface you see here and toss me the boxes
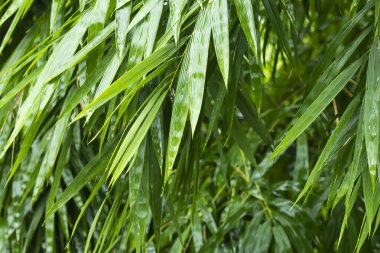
[0,0,380,252]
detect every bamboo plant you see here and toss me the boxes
[0,0,380,252]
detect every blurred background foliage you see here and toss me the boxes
[1,0,380,252]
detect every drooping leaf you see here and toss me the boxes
[233,0,258,58]
[188,6,212,134]
[169,0,187,44]
[115,0,131,59]
[272,57,365,158]
[363,37,380,188]
[211,0,229,86]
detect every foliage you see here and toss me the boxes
[1,0,380,252]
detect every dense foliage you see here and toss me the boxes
[1,0,380,252]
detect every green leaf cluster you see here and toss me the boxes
[1,0,380,252]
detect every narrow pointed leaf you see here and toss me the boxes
[272,57,364,158]
[364,37,380,187]
[211,0,229,86]
[189,7,212,134]
[233,0,258,57]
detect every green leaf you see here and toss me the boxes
[362,165,376,236]
[262,0,292,59]
[279,0,296,32]
[73,42,180,121]
[272,57,365,158]
[50,0,62,33]
[169,0,187,44]
[0,218,7,252]
[295,93,362,203]
[79,0,86,11]
[133,147,150,253]
[294,133,309,181]
[150,109,164,169]
[275,213,313,253]
[252,221,272,253]
[22,199,45,253]
[236,91,272,146]
[148,138,162,250]
[32,111,70,202]
[59,49,115,119]
[127,0,160,33]
[145,0,163,58]
[46,135,120,218]
[0,0,27,28]
[203,80,226,149]
[45,212,55,253]
[130,139,147,207]
[70,174,107,244]
[109,86,168,184]
[211,0,229,86]
[84,199,106,253]
[273,225,292,253]
[0,1,31,55]
[231,119,258,167]
[339,180,361,245]
[334,105,365,210]
[233,0,258,58]
[188,6,212,134]
[225,30,246,139]
[115,0,131,59]
[249,52,263,113]
[0,65,43,109]
[364,37,380,188]
[164,44,199,184]
[2,10,96,155]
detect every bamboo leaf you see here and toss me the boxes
[211,0,229,86]
[295,93,362,203]
[84,199,106,253]
[46,135,120,217]
[50,0,62,33]
[148,138,162,249]
[364,37,380,188]
[262,0,292,59]
[188,6,212,134]
[272,57,365,158]
[109,86,168,184]
[169,0,186,44]
[233,0,258,57]
[2,10,96,155]
[115,0,131,59]
[273,225,292,253]
[73,42,180,121]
